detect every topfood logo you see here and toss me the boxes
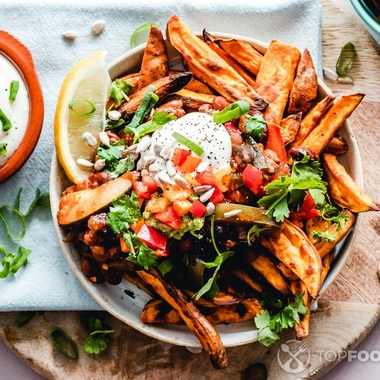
[277,340,311,374]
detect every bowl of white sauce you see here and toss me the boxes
[0,30,44,184]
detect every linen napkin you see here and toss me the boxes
[0,0,322,311]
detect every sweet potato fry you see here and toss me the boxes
[287,48,318,115]
[324,135,348,155]
[141,298,262,325]
[117,71,193,120]
[214,36,263,76]
[259,219,322,299]
[166,15,267,110]
[301,93,365,155]
[138,23,169,90]
[320,250,335,285]
[232,268,263,293]
[323,153,380,212]
[281,112,302,145]
[184,77,214,94]
[305,209,356,258]
[171,88,216,109]
[247,253,291,296]
[289,280,310,340]
[288,94,336,150]
[203,30,257,89]
[277,262,299,281]
[255,40,301,124]
[135,267,227,369]
[184,290,242,307]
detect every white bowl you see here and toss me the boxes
[50,33,362,348]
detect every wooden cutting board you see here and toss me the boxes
[1,0,380,379]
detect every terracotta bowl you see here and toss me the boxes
[0,30,44,184]
[51,34,362,349]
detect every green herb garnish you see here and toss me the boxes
[69,98,96,116]
[213,100,250,124]
[81,315,114,355]
[9,80,20,101]
[172,131,204,157]
[50,328,79,360]
[0,108,12,132]
[0,142,7,155]
[311,230,336,243]
[110,79,133,104]
[245,113,266,139]
[336,42,356,77]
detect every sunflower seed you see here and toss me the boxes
[323,67,338,82]
[158,171,172,184]
[173,174,190,188]
[223,209,242,218]
[337,76,354,84]
[153,143,163,156]
[91,20,106,35]
[94,159,106,171]
[126,144,138,153]
[194,185,212,194]
[199,187,215,202]
[77,158,94,168]
[149,163,163,173]
[144,156,157,168]
[82,131,98,147]
[108,110,121,121]
[195,161,208,173]
[136,157,146,171]
[136,136,152,153]
[166,160,177,177]
[62,30,77,40]
[206,202,215,216]
[160,144,173,160]
[99,131,110,147]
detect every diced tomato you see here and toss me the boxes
[290,193,319,221]
[242,164,264,195]
[154,206,181,230]
[172,148,191,167]
[179,155,203,173]
[137,224,167,252]
[189,199,207,217]
[209,187,224,204]
[132,180,151,199]
[142,174,158,193]
[265,124,287,163]
[195,170,216,187]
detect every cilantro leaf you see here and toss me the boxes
[110,79,133,104]
[136,243,159,269]
[311,230,336,242]
[107,192,141,235]
[247,225,271,245]
[245,113,266,139]
[255,292,308,346]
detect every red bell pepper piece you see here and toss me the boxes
[209,187,224,204]
[195,170,217,187]
[132,180,152,199]
[189,199,207,217]
[290,193,319,221]
[241,164,264,195]
[265,124,287,163]
[137,224,167,252]
[142,174,158,193]
[154,206,181,230]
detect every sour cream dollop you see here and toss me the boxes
[0,54,30,166]
[139,112,232,186]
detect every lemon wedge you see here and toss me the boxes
[54,51,111,184]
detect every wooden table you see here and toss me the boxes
[1,0,379,378]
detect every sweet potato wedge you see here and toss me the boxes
[277,262,299,282]
[171,88,216,109]
[214,37,263,76]
[255,40,301,124]
[288,94,336,150]
[280,112,302,145]
[184,77,214,94]
[289,280,310,340]
[203,30,257,89]
[138,23,169,90]
[325,135,348,155]
[305,208,356,258]
[259,219,322,299]
[117,71,193,120]
[301,93,365,155]
[287,48,318,115]
[232,268,263,293]
[166,15,267,110]
[135,267,227,369]
[323,153,380,212]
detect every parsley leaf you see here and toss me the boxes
[110,79,133,104]
[316,202,349,230]
[258,154,327,222]
[255,292,308,346]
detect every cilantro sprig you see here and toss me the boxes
[193,216,234,300]
[254,292,308,346]
[110,79,133,104]
[258,153,327,222]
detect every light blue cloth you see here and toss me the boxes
[0,0,322,311]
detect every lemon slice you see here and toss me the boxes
[54,51,111,184]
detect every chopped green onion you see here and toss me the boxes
[9,246,31,273]
[50,328,79,360]
[212,100,250,124]
[336,42,356,77]
[0,108,12,131]
[0,142,7,155]
[69,99,96,116]
[130,22,156,49]
[15,311,41,327]
[9,80,20,101]
[172,131,204,156]
[158,259,174,276]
